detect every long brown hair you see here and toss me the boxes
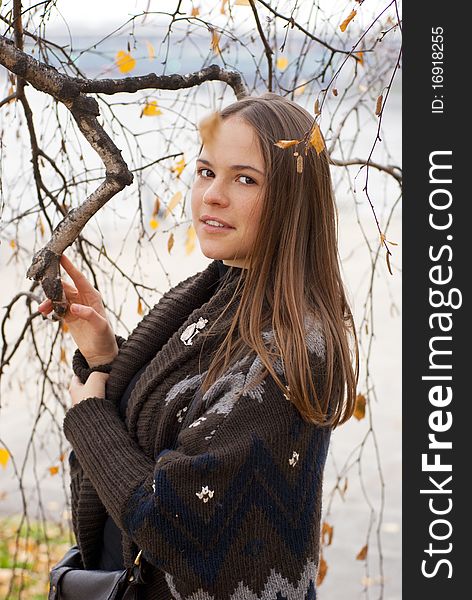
[198,92,359,428]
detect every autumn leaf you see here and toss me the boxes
[142,100,162,117]
[137,298,144,316]
[171,157,186,178]
[152,196,161,216]
[375,94,383,116]
[321,522,334,546]
[0,448,10,470]
[168,232,174,254]
[316,553,328,585]
[146,41,156,60]
[185,224,196,255]
[191,5,200,16]
[37,215,45,238]
[9,239,16,249]
[198,111,223,146]
[274,139,299,149]
[309,124,325,155]
[276,56,288,71]
[380,232,398,245]
[235,0,251,4]
[294,81,306,96]
[332,88,338,96]
[314,99,321,115]
[356,544,368,560]
[59,452,66,463]
[340,9,357,32]
[149,218,159,230]
[116,50,136,74]
[356,51,364,65]
[220,0,229,14]
[60,347,67,364]
[353,393,366,420]
[210,28,221,55]
[49,466,59,476]
[165,191,183,217]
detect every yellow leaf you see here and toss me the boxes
[235,0,251,4]
[274,139,299,149]
[321,522,334,546]
[0,448,10,470]
[9,239,16,249]
[49,466,59,476]
[171,158,186,178]
[210,28,221,55]
[165,191,183,217]
[60,347,67,364]
[316,553,328,586]
[356,51,364,65]
[116,50,136,74]
[340,9,357,32]
[353,393,366,420]
[356,544,368,560]
[198,112,223,146]
[137,298,144,316]
[191,5,200,16]
[152,196,161,216]
[37,215,45,238]
[375,94,383,116]
[168,232,174,254]
[309,124,325,155]
[185,224,196,255]
[142,100,162,117]
[276,56,288,71]
[146,41,156,60]
[149,217,159,230]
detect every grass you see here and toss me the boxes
[0,516,73,599]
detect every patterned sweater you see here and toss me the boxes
[63,259,331,600]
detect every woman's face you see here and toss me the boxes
[191,116,266,269]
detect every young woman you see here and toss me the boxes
[39,92,358,599]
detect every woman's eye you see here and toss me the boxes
[237,175,256,185]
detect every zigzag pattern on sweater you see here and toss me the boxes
[164,557,318,600]
[124,429,330,589]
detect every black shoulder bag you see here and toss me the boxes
[48,544,148,600]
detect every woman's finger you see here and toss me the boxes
[60,254,98,296]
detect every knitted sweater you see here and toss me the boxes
[63,259,331,600]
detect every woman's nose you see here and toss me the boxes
[202,181,229,206]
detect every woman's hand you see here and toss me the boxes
[68,372,109,406]
[37,254,119,367]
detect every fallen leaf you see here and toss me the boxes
[276,56,289,71]
[356,544,368,560]
[353,393,366,420]
[316,553,328,585]
[116,50,136,74]
[168,232,174,254]
[185,224,196,255]
[0,448,10,470]
[142,100,162,117]
[321,522,334,546]
[165,191,183,217]
[340,9,357,32]
[274,139,299,149]
[171,158,186,178]
[210,28,221,55]
[309,124,325,155]
[198,112,223,146]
